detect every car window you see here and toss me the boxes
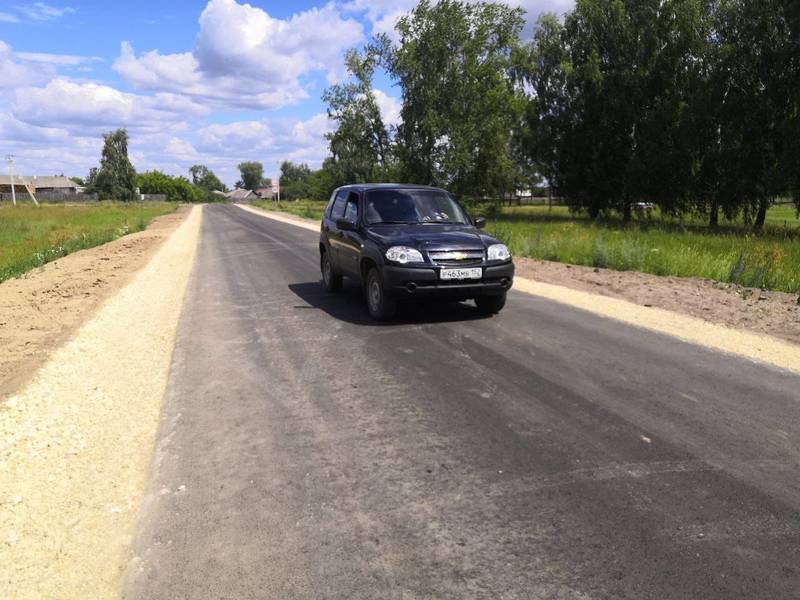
[364,189,469,225]
[330,191,348,220]
[343,193,358,222]
[324,190,337,217]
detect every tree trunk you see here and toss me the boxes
[623,202,632,223]
[753,198,768,233]
[589,205,600,220]
[709,199,719,227]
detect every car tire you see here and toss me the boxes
[365,267,397,321]
[475,293,506,315]
[321,249,342,292]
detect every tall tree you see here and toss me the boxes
[520,0,710,221]
[713,0,798,231]
[89,129,137,201]
[189,165,226,192]
[278,160,313,200]
[323,44,393,184]
[236,161,264,190]
[388,0,525,200]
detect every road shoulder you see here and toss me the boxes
[0,206,190,400]
[236,202,799,373]
[0,205,203,600]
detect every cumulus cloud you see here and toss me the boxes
[12,78,208,135]
[373,89,401,127]
[0,40,55,90]
[196,112,333,179]
[114,0,364,111]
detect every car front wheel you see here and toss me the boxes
[365,267,397,321]
[321,250,342,292]
[475,293,506,315]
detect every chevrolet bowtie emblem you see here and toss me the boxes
[453,252,466,260]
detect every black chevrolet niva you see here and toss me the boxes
[319,184,514,321]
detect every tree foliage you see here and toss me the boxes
[389,0,525,200]
[520,0,799,228]
[88,129,137,201]
[315,0,799,229]
[277,160,312,200]
[236,161,266,190]
[137,170,209,203]
[190,165,227,192]
[323,45,394,184]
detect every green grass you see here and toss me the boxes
[260,198,800,293]
[482,204,800,293]
[0,202,177,283]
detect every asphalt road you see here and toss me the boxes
[124,204,800,600]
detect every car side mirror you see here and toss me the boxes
[336,218,357,231]
[474,217,486,229]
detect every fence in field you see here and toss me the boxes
[0,192,169,204]
[0,192,98,203]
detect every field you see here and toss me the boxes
[0,202,177,283]
[485,204,800,293]
[260,199,800,293]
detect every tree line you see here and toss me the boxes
[83,129,228,202]
[318,0,799,231]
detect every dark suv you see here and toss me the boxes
[319,184,514,320]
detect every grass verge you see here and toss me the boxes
[0,202,177,283]
[258,198,800,293]
[252,199,326,221]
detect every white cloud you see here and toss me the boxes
[196,112,333,180]
[0,112,68,144]
[114,0,364,111]
[15,51,102,66]
[0,40,56,90]
[372,89,401,127]
[14,2,75,21]
[0,12,20,23]
[12,78,207,135]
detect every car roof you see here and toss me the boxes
[336,183,447,193]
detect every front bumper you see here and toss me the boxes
[382,262,514,299]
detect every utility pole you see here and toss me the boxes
[6,155,16,207]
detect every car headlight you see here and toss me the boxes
[385,246,424,264]
[487,244,511,261]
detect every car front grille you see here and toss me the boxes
[427,249,485,266]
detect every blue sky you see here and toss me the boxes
[0,0,572,186]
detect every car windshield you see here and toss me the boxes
[364,189,469,225]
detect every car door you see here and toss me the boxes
[325,190,349,270]
[338,191,363,278]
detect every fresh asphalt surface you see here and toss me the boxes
[125,204,800,599]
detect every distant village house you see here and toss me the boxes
[0,175,80,195]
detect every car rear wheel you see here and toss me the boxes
[321,250,342,292]
[365,267,397,321]
[475,293,506,315]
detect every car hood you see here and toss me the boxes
[366,224,500,250]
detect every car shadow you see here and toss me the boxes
[288,280,490,327]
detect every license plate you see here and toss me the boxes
[440,267,482,280]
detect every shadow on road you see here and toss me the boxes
[288,280,490,327]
